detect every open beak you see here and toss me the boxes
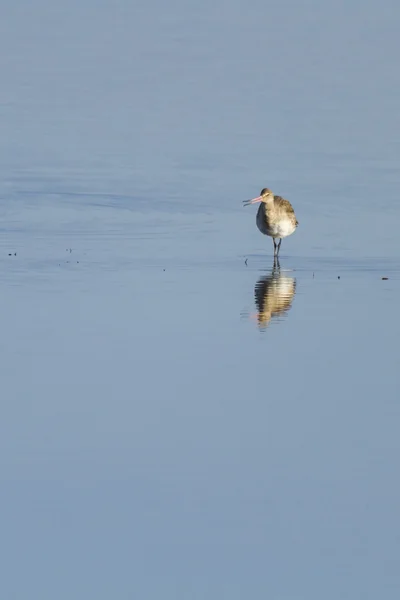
[243,195,263,207]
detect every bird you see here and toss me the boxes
[243,188,298,257]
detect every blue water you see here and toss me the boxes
[1,1,400,598]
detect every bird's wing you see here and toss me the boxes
[274,195,298,225]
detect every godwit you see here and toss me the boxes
[243,188,298,256]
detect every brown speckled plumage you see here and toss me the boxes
[271,195,299,227]
[244,187,298,257]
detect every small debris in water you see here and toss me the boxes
[338,276,340,279]
[163,269,165,271]
[382,277,388,280]
[312,272,314,278]
[245,258,248,266]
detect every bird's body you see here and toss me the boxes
[244,188,298,257]
[256,195,298,238]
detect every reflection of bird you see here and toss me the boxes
[253,258,296,330]
[243,188,298,257]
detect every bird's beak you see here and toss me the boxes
[243,195,263,206]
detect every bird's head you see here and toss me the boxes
[243,188,274,206]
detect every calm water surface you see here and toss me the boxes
[1,1,400,598]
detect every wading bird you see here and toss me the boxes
[243,188,298,257]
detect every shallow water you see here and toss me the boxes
[1,1,400,598]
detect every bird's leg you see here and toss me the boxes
[273,238,277,257]
[276,239,282,256]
